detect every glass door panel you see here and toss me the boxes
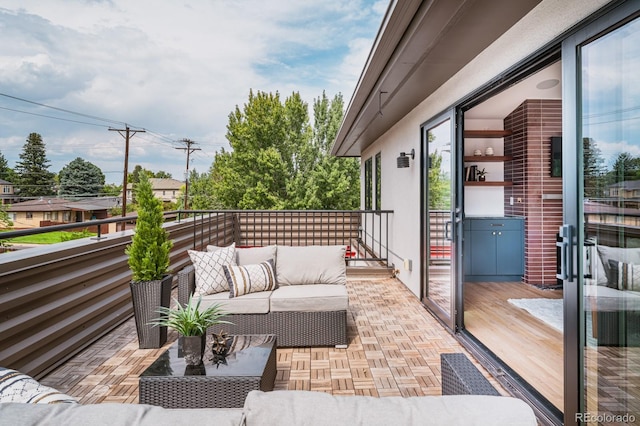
[422,117,457,327]
[577,13,640,424]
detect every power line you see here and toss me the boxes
[0,106,111,128]
[0,93,125,126]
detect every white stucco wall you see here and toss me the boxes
[363,0,614,297]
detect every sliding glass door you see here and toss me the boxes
[563,4,640,424]
[422,111,460,329]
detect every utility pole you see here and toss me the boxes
[175,139,201,211]
[109,125,146,231]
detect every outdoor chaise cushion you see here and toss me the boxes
[196,291,272,314]
[276,245,347,286]
[242,390,538,426]
[270,285,348,312]
[224,260,278,298]
[189,244,236,296]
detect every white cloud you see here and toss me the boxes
[0,0,385,183]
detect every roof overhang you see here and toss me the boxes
[332,0,542,157]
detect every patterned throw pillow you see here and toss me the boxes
[0,367,77,404]
[223,260,277,298]
[188,244,236,296]
[608,259,640,291]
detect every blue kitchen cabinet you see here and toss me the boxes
[463,217,524,281]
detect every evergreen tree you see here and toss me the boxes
[0,151,16,182]
[15,133,55,197]
[59,157,105,197]
[125,174,173,281]
[583,137,607,198]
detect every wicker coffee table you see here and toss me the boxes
[139,334,276,408]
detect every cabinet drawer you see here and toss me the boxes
[467,218,522,231]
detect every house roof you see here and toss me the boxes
[8,197,119,212]
[8,198,71,212]
[126,178,183,191]
[608,180,640,190]
[331,0,541,157]
[0,179,13,185]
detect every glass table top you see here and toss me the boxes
[141,334,276,378]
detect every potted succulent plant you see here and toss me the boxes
[151,295,231,366]
[477,168,488,181]
[125,173,174,349]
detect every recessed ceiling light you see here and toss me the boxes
[536,78,560,90]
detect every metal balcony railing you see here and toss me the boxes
[0,209,392,379]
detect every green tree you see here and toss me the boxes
[0,205,12,229]
[184,170,222,210]
[154,170,172,179]
[211,90,305,209]
[15,133,55,197]
[58,157,105,197]
[583,137,607,198]
[101,183,122,197]
[0,151,16,183]
[210,90,359,210]
[287,92,359,209]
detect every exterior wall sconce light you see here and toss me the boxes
[397,149,415,168]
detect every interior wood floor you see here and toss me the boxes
[40,274,508,404]
[464,281,563,411]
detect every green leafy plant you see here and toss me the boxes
[125,173,173,282]
[150,295,232,336]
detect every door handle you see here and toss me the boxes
[445,221,452,241]
[556,224,574,282]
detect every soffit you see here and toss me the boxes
[332,0,542,157]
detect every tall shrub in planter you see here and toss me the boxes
[126,174,174,348]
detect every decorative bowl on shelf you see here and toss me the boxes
[473,149,482,156]
[485,147,494,156]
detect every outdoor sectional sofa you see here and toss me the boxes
[177,244,349,347]
[0,365,537,425]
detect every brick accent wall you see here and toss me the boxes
[504,99,562,287]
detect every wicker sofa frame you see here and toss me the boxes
[177,265,348,347]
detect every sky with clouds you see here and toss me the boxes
[0,0,387,186]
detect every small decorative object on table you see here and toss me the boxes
[210,330,231,366]
[151,295,231,366]
[476,168,487,181]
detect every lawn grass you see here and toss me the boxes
[2,231,96,244]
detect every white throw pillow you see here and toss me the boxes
[0,367,77,404]
[188,244,236,296]
[276,245,347,285]
[224,260,277,297]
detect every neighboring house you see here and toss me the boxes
[0,179,20,205]
[124,178,184,204]
[332,1,638,424]
[606,180,640,204]
[6,197,119,229]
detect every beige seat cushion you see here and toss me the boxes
[270,285,348,312]
[198,291,271,314]
[276,245,346,285]
[242,390,538,426]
